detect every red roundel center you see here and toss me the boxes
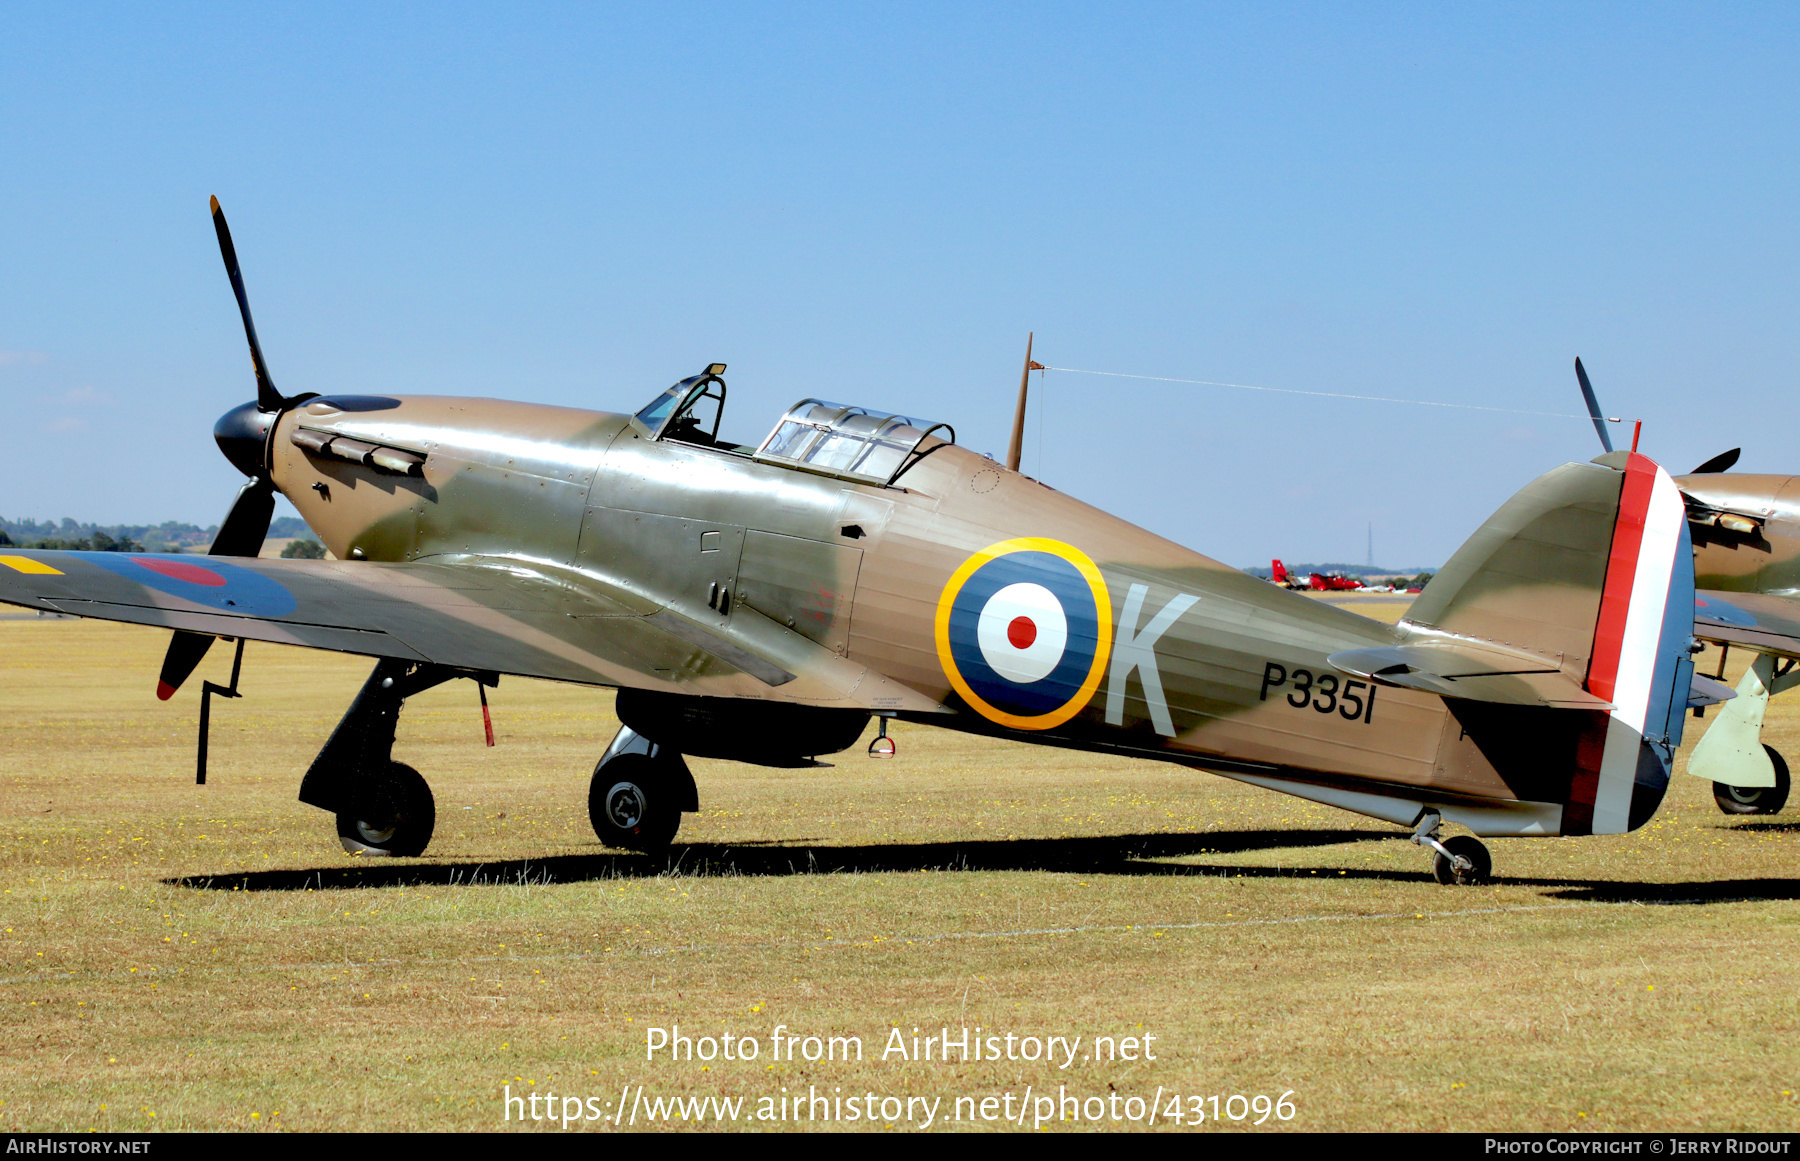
[1007,616,1037,649]
[133,558,227,587]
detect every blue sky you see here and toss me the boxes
[3,3,1796,567]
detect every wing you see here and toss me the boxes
[1693,589,1800,660]
[0,550,941,712]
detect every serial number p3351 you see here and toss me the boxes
[1259,662,1377,724]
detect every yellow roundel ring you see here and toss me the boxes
[934,537,1113,730]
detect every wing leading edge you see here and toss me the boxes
[0,550,940,713]
[1693,588,1800,661]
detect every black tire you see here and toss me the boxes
[589,753,682,851]
[336,762,436,857]
[1714,745,1791,815]
[1431,835,1492,886]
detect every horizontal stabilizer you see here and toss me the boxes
[1688,672,1736,709]
[1327,641,1612,709]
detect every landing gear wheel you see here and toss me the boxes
[1714,745,1791,815]
[589,754,681,852]
[1431,835,1492,886]
[336,762,436,857]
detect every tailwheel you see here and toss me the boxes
[337,762,436,857]
[589,753,682,852]
[1431,835,1492,886]
[1714,745,1791,816]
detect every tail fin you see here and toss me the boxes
[1334,451,1694,834]
[1569,451,1696,833]
[1271,559,1289,584]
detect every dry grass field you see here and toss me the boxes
[1,601,1797,1133]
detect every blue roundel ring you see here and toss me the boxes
[934,538,1113,730]
[85,554,299,618]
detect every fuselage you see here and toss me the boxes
[258,391,1589,834]
[1677,473,1800,596]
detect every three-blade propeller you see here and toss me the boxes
[156,198,294,701]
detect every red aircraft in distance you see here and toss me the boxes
[1270,560,1365,592]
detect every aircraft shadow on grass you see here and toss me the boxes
[1717,821,1800,835]
[166,827,1800,906]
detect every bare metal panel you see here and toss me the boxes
[578,507,743,625]
[735,530,863,656]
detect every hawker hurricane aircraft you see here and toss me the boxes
[0,203,1718,883]
[1575,358,1795,816]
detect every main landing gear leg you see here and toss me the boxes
[588,725,697,853]
[1413,812,1492,886]
[299,658,490,857]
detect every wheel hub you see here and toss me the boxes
[606,782,646,830]
[355,819,397,845]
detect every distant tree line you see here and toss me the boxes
[0,528,144,552]
[0,516,314,554]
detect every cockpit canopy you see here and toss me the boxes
[754,400,952,485]
[633,366,954,487]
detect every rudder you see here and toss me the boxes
[1566,451,1694,833]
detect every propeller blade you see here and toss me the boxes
[210,196,287,413]
[157,630,215,701]
[1574,357,1614,454]
[155,477,273,700]
[159,202,286,703]
[1691,448,1742,474]
[210,476,276,558]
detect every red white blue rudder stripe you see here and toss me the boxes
[1569,452,1695,835]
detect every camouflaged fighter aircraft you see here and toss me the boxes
[1575,358,1796,817]
[0,202,1724,883]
